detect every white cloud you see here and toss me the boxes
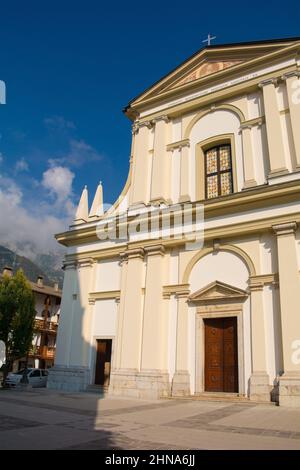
[15,158,29,172]
[42,165,75,203]
[0,174,67,258]
[49,139,103,168]
[44,115,76,131]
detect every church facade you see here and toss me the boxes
[48,38,300,407]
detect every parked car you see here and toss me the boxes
[5,368,49,388]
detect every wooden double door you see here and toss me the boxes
[204,317,238,393]
[95,339,112,387]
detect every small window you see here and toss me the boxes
[205,144,233,199]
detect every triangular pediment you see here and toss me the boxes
[170,59,243,89]
[189,281,248,303]
[125,38,300,116]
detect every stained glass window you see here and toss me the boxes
[205,144,233,199]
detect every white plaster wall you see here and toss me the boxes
[92,299,118,338]
[171,148,180,204]
[189,251,249,292]
[169,250,179,285]
[247,92,262,119]
[259,233,278,274]
[276,83,289,111]
[189,109,244,200]
[251,126,268,185]
[94,260,121,292]
[172,117,182,142]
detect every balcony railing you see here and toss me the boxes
[34,319,58,333]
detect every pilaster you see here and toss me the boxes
[259,78,288,177]
[172,289,191,396]
[273,222,300,407]
[150,116,171,205]
[131,122,153,206]
[179,142,191,203]
[248,279,270,402]
[282,71,300,169]
[240,124,257,188]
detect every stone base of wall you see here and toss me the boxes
[109,369,170,400]
[249,372,271,402]
[47,366,91,392]
[171,370,191,397]
[279,373,300,408]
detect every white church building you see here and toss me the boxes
[48,37,300,407]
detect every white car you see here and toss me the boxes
[5,368,49,388]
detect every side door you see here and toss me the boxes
[29,369,42,387]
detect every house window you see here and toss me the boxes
[205,144,233,199]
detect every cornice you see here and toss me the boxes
[56,180,300,249]
[249,273,279,289]
[167,139,190,151]
[163,284,190,299]
[89,290,121,301]
[144,245,165,257]
[240,116,265,130]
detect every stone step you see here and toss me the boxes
[166,393,275,405]
[85,384,108,395]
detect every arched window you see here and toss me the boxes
[205,144,233,199]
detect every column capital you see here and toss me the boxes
[88,298,96,305]
[281,71,300,81]
[249,280,264,292]
[176,290,190,299]
[152,115,170,124]
[132,122,139,135]
[77,257,94,268]
[139,120,154,130]
[258,78,279,88]
[144,244,165,257]
[240,123,253,131]
[124,248,145,260]
[273,222,298,236]
[132,120,154,134]
[63,259,77,271]
[119,251,129,266]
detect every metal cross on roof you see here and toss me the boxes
[203,33,217,46]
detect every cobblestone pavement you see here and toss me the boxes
[0,388,300,450]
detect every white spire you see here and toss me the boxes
[73,185,89,224]
[89,181,104,218]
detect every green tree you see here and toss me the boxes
[0,270,36,386]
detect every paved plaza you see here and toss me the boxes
[0,389,300,450]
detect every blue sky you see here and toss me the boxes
[0,0,299,258]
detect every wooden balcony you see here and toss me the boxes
[41,346,55,359]
[34,319,58,333]
[29,345,56,359]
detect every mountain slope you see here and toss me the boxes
[0,245,53,285]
